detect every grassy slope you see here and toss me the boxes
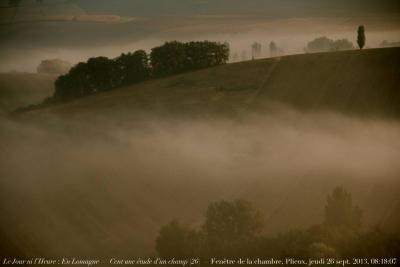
[41,47,400,121]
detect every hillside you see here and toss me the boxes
[0,0,135,24]
[34,47,400,121]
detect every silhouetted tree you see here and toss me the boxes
[184,41,224,70]
[214,41,230,65]
[202,199,263,257]
[251,42,262,59]
[357,25,366,49]
[332,39,354,51]
[85,57,119,92]
[156,199,263,259]
[305,36,333,53]
[203,199,263,241]
[55,62,91,99]
[150,41,229,77]
[324,186,362,229]
[155,190,400,260]
[305,36,355,53]
[150,41,187,76]
[269,41,278,57]
[54,57,118,100]
[54,50,151,100]
[156,220,202,259]
[115,50,150,85]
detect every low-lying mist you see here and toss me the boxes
[1,108,399,257]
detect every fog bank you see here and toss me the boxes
[1,109,399,256]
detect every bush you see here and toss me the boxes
[37,59,72,75]
[324,186,362,229]
[331,39,354,51]
[305,36,354,53]
[156,220,202,259]
[202,199,264,257]
[156,199,263,259]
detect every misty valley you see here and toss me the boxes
[1,107,399,261]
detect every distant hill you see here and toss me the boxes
[0,0,134,24]
[2,0,399,17]
[0,0,84,24]
[32,47,400,121]
[2,0,399,25]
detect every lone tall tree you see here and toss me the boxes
[269,41,278,57]
[324,186,362,229]
[357,25,365,49]
[251,42,262,59]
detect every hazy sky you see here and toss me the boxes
[67,0,400,16]
[0,0,399,72]
[1,0,400,16]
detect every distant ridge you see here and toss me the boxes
[76,0,400,17]
[0,1,135,24]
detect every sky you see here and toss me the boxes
[1,0,400,16]
[0,0,399,72]
[70,0,400,16]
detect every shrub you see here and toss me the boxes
[37,59,72,75]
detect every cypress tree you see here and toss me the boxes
[357,25,365,49]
